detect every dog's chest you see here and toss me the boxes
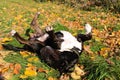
[57,31,82,52]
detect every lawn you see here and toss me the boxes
[0,0,120,80]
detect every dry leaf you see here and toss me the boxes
[1,37,12,43]
[24,64,37,77]
[24,69,37,77]
[13,63,21,74]
[84,45,93,55]
[15,15,23,20]
[9,63,14,70]
[48,76,55,80]
[19,75,28,79]
[37,68,48,73]
[20,51,29,58]
[99,48,110,58]
[27,57,39,62]
[1,67,9,73]
[0,44,3,50]
[71,72,81,80]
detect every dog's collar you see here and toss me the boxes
[71,47,82,56]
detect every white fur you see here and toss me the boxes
[85,23,92,34]
[37,33,49,42]
[59,31,82,52]
[11,30,16,36]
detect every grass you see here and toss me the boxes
[0,0,120,80]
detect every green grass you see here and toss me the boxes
[1,0,120,80]
[79,53,120,80]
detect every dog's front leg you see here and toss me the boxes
[11,30,30,45]
[77,23,92,42]
[45,26,60,49]
[45,26,56,39]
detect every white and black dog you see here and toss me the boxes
[3,12,92,75]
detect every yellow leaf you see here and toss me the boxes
[19,75,28,79]
[99,48,110,58]
[94,37,102,42]
[26,63,33,67]
[24,64,37,77]
[27,57,39,62]
[24,69,37,77]
[2,37,12,43]
[71,72,81,80]
[20,51,29,58]
[48,76,55,80]
[15,15,23,20]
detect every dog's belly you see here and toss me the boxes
[59,31,82,52]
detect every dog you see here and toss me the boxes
[3,12,92,75]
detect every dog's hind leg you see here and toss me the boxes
[30,12,44,36]
[40,46,59,68]
[77,23,92,42]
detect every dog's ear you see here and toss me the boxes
[77,23,92,42]
[85,23,92,34]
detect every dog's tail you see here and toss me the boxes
[2,44,25,51]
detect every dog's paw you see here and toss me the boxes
[45,26,53,32]
[10,30,16,36]
[37,12,40,15]
[85,23,92,34]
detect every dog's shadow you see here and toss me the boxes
[2,44,25,52]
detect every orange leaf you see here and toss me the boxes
[1,67,9,73]
[0,44,3,50]
[48,76,55,80]
[84,45,93,55]
[13,63,21,74]
[37,68,48,73]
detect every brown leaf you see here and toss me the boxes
[37,68,48,73]
[1,67,9,73]
[84,45,93,55]
[13,63,21,74]
[0,44,3,50]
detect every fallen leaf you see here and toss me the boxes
[71,72,81,80]
[24,68,37,77]
[13,63,21,74]
[15,15,23,20]
[20,51,29,58]
[84,45,93,55]
[48,76,55,80]
[37,68,48,73]
[19,75,28,79]
[1,37,12,43]
[99,47,110,58]
[1,67,9,73]
[0,44,3,50]
[9,63,14,70]
[27,57,39,62]
[24,64,37,77]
